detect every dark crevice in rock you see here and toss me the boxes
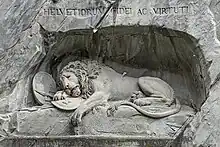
[94,0,117,30]
[210,71,220,90]
[51,0,59,4]
[150,27,161,69]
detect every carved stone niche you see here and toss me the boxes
[48,26,208,107]
[26,25,208,139]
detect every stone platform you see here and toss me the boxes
[0,135,182,147]
[6,103,194,138]
[77,104,194,137]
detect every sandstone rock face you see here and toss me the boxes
[0,0,220,146]
[77,104,194,137]
[210,0,220,41]
[10,107,73,136]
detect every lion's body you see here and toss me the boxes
[54,60,181,125]
[92,65,139,101]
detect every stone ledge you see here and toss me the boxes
[76,105,194,137]
[0,135,179,147]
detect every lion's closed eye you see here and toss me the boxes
[63,75,70,78]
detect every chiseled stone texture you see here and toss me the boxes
[10,106,73,136]
[210,0,220,41]
[0,0,220,146]
[0,0,46,112]
[0,136,174,147]
[77,105,194,137]
[182,82,220,146]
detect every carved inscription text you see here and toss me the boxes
[43,5,189,16]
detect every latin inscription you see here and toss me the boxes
[43,7,132,16]
[153,6,189,15]
[43,5,189,16]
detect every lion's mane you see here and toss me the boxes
[60,60,100,99]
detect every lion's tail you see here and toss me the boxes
[120,99,181,118]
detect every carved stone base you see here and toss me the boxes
[8,104,194,138]
[10,106,74,136]
[76,104,194,138]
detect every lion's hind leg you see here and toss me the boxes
[129,91,152,106]
[138,77,172,106]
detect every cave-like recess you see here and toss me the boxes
[40,25,209,111]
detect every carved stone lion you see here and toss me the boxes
[53,60,181,126]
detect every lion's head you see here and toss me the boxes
[60,60,99,99]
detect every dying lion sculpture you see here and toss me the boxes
[53,60,181,125]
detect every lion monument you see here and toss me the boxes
[53,59,181,126]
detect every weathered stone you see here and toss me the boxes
[0,113,13,137]
[0,0,220,146]
[76,104,194,137]
[210,0,220,41]
[0,136,175,147]
[182,82,220,146]
[11,107,73,136]
[0,22,45,112]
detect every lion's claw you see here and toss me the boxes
[71,112,82,126]
[130,91,145,102]
[107,105,118,117]
[53,91,66,101]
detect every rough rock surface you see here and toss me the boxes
[210,0,220,41]
[0,0,220,146]
[10,106,73,136]
[77,104,194,137]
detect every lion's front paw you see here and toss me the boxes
[106,104,119,117]
[130,91,145,102]
[53,91,65,101]
[71,105,86,126]
[92,106,103,114]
